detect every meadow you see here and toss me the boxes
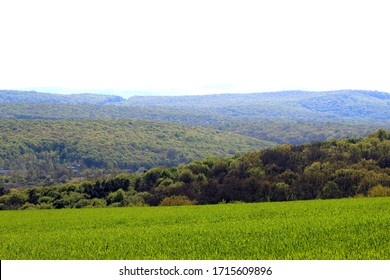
[0,197,389,260]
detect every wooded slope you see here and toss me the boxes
[0,119,273,187]
[1,129,389,209]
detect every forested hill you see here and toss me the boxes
[0,90,124,104]
[1,89,389,145]
[0,119,274,187]
[2,89,389,120]
[1,129,389,210]
[125,90,390,120]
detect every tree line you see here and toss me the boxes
[1,129,389,210]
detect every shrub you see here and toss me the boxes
[367,185,390,197]
[53,198,71,209]
[38,196,54,204]
[36,202,54,209]
[127,193,147,207]
[0,191,28,210]
[107,189,126,205]
[21,202,37,210]
[89,198,107,208]
[75,199,91,208]
[159,195,197,206]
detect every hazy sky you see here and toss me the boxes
[1,0,389,96]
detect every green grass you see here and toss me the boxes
[0,197,389,260]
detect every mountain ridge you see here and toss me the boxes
[0,90,124,104]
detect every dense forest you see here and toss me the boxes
[1,129,389,210]
[210,119,388,144]
[0,119,272,187]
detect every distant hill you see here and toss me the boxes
[0,90,124,104]
[1,89,389,145]
[2,89,389,120]
[124,90,390,120]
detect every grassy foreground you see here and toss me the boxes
[0,197,389,260]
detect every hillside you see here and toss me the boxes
[0,119,273,187]
[1,129,389,210]
[210,119,390,144]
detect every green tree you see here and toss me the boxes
[178,169,195,184]
[107,189,127,206]
[320,181,342,199]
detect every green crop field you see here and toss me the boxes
[0,197,389,260]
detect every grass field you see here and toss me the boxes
[0,197,389,260]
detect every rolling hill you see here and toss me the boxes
[0,119,274,187]
[1,89,389,145]
[124,89,390,120]
[1,129,389,209]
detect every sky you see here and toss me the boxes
[1,0,389,96]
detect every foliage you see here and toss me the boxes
[0,197,389,259]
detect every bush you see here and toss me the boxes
[367,185,390,197]
[36,202,54,209]
[53,198,71,209]
[0,191,28,210]
[75,199,91,208]
[88,198,107,208]
[127,193,147,207]
[109,202,122,207]
[107,189,126,205]
[159,195,197,206]
[21,202,37,210]
[38,196,54,204]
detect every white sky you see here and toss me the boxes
[1,0,389,96]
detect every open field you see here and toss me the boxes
[0,197,389,260]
